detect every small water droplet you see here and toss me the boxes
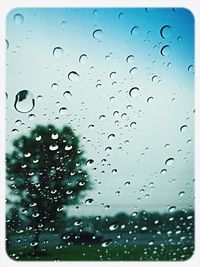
[160,45,171,56]
[59,107,67,115]
[165,158,174,166]
[160,25,172,38]
[74,220,83,226]
[79,54,87,64]
[51,83,59,90]
[49,144,59,151]
[28,114,35,120]
[161,169,167,175]
[35,135,41,141]
[129,67,137,75]
[11,129,19,135]
[118,12,124,19]
[168,206,176,213]
[86,159,94,166]
[101,239,112,247]
[148,240,155,246]
[51,133,58,140]
[14,14,24,24]
[109,223,119,231]
[64,144,72,151]
[126,55,134,63]
[61,21,67,28]
[112,169,117,174]
[68,71,80,81]
[6,39,9,49]
[188,65,194,72]
[15,119,21,126]
[63,91,72,100]
[53,47,64,58]
[85,198,93,205]
[93,29,103,39]
[131,26,139,37]
[129,87,140,97]
[124,181,130,187]
[180,125,187,133]
[179,191,185,197]
[108,133,115,140]
[147,96,154,103]
[14,90,35,113]
[151,75,158,82]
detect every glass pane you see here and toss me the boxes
[6,8,194,261]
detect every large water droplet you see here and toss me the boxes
[79,54,88,64]
[165,158,174,166]
[129,87,140,97]
[14,14,24,24]
[14,90,35,113]
[93,29,103,39]
[160,25,172,38]
[160,45,171,56]
[68,71,80,81]
[131,26,140,37]
[53,47,64,58]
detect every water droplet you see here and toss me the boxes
[147,96,154,103]
[59,107,67,115]
[51,133,58,140]
[124,181,130,187]
[188,65,194,72]
[108,133,115,140]
[15,119,21,126]
[28,114,35,120]
[65,145,72,151]
[51,83,58,90]
[99,115,105,120]
[53,47,64,58]
[14,14,24,24]
[11,129,18,135]
[63,91,72,100]
[101,239,112,247]
[130,26,139,37]
[61,21,67,28]
[180,125,187,133]
[79,54,87,64]
[160,45,171,56]
[86,159,94,166]
[85,198,93,205]
[30,241,38,247]
[68,71,80,81]
[109,222,119,231]
[129,87,140,97]
[14,90,35,113]
[168,206,176,213]
[93,29,103,39]
[160,169,167,175]
[6,39,9,49]
[151,75,158,82]
[130,121,136,128]
[109,72,116,79]
[118,12,124,19]
[49,144,59,151]
[129,67,137,75]
[148,240,154,246]
[165,158,174,166]
[179,191,185,197]
[160,25,172,38]
[35,135,41,141]
[126,55,134,63]
[112,169,117,174]
[74,220,83,226]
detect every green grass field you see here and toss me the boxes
[7,245,194,261]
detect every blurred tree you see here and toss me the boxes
[6,124,92,255]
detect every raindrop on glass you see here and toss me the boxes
[126,55,134,63]
[14,14,24,24]
[188,65,194,72]
[180,125,187,133]
[168,206,176,213]
[160,25,172,38]
[101,239,112,247]
[51,83,58,90]
[129,87,140,97]
[14,90,35,113]
[68,71,80,81]
[179,191,185,197]
[59,107,67,115]
[160,45,171,56]
[130,26,139,37]
[53,47,64,58]
[165,158,174,166]
[49,144,58,151]
[6,39,9,49]
[79,54,88,64]
[63,91,72,100]
[147,96,154,103]
[93,29,103,39]
[85,198,93,205]
[86,159,94,166]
